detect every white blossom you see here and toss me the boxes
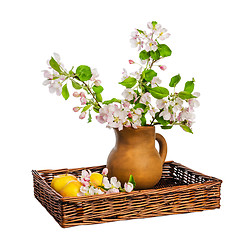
[124,182,134,193]
[122,89,136,101]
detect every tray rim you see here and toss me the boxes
[32,161,222,203]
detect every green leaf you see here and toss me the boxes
[133,103,146,110]
[103,98,121,105]
[150,50,160,60]
[119,186,125,192]
[158,44,172,58]
[139,50,150,60]
[143,69,157,82]
[92,85,104,94]
[93,107,100,113]
[128,175,136,188]
[161,126,173,129]
[140,114,147,126]
[119,77,137,88]
[152,21,158,28]
[137,29,144,34]
[184,78,195,93]
[148,87,169,99]
[82,104,91,112]
[69,66,74,75]
[76,65,92,81]
[169,74,181,88]
[72,80,82,90]
[88,111,92,123]
[180,125,193,134]
[156,115,169,126]
[96,93,102,102]
[49,57,62,74]
[134,89,140,95]
[178,91,197,100]
[62,84,69,100]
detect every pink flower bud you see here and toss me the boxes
[80,97,87,105]
[159,65,167,71]
[129,60,135,64]
[94,80,101,86]
[79,112,87,119]
[73,92,80,97]
[79,92,86,98]
[102,168,108,176]
[128,112,133,118]
[73,107,80,112]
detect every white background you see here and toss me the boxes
[1,0,239,239]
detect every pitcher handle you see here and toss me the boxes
[155,133,167,164]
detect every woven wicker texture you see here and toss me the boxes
[32,161,222,228]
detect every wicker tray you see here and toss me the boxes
[32,161,222,228]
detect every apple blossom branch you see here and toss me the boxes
[42,21,200,133]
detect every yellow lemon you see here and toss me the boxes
[51,174,78,193]
[59,180,82,197]
[90,172,103,187]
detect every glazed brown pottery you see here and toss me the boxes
[106,126,167,190]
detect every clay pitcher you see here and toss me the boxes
[106,126,167,190]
